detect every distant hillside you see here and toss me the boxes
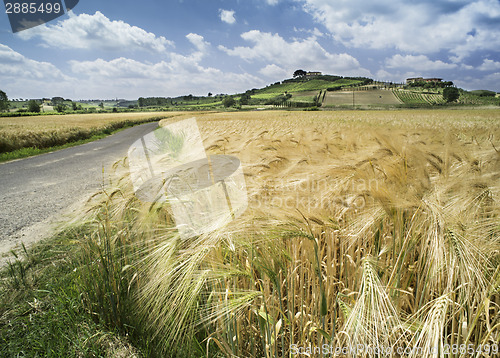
[4,73,499,115]
[253,75,373,95]
[391,88,500,107]
[127,75,499,110]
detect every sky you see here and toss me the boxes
[1,0,500,100]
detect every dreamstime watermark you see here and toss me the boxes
[251,176,379,212]
[290,343,499,356]
[3,0,79,33]
[252,192,368,211]
[128,118,248,239]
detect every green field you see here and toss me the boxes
[392,89,446,105]
[255,78,364,95]
[392,88,500,106]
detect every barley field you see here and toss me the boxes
[78,109,500,357]
[0,112,185,153]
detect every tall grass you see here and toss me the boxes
[74,110,500,357]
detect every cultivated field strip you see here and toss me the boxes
[392,89,446,105]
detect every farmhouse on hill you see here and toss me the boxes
[306,71,322,77]
[406,77,443,84]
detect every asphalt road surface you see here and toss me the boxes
[0,121,159,258]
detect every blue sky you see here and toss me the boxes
[1,0,500,99]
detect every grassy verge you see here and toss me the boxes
[0,132,110,163]
[0,228,141,357]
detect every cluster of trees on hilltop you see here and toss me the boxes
[138,94,224,108]
[138,97,172,107]
[290,69,374,85]
[407,80,454,88]
[470,90,497,97]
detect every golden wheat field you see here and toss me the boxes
[0,112,182,132]
[79,109,500,357]
[0,112,186,153]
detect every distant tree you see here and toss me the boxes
[51,97,64,105]
[55,104,67,113]
[239,93,251,105]
[208,92,213,97]
[443,87,460,103]
[28,100,41,113]
[99,102,104,109]
[72,102,78,111]
[222,96,236,108]
[138,97,145,107]
[473,90,496,97]
[0,90,9,112]
[293,69,307,78]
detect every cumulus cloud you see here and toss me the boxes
[0,44,74,97]
[219,30,371,77]
[454,72,500,91]
[185,33,210,62]
[375,70,405,83]
[67,55,264,98]
[219,9,236,24]
[17,11,173,53]
[299,0,500,59]
[0,42,263,99]
[478,59,500,71]
[259,64,288,78]
[386,54,457,71]
[186,33,210,53]
[0,44,69,81]
[266,0,279,4]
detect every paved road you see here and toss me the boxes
[0,121,159,256]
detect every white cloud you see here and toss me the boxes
[0,44,73,97]
[219,30,371,77]
[0,44,68,80]
[461,64,475,70]
[300,0,500,59]
[186,33,210,53]
[0,42,264,99]
[294,27,324,37]
[375,70,405,83]
[386,54,457,71]
[259,64,288,78]
[185,33,210,62]
[17,11,173,53]
[454,72,500,91]
[67,55,264,98]
[266,0,279,5]
[478,59,500,71]
[219,9,236,24]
